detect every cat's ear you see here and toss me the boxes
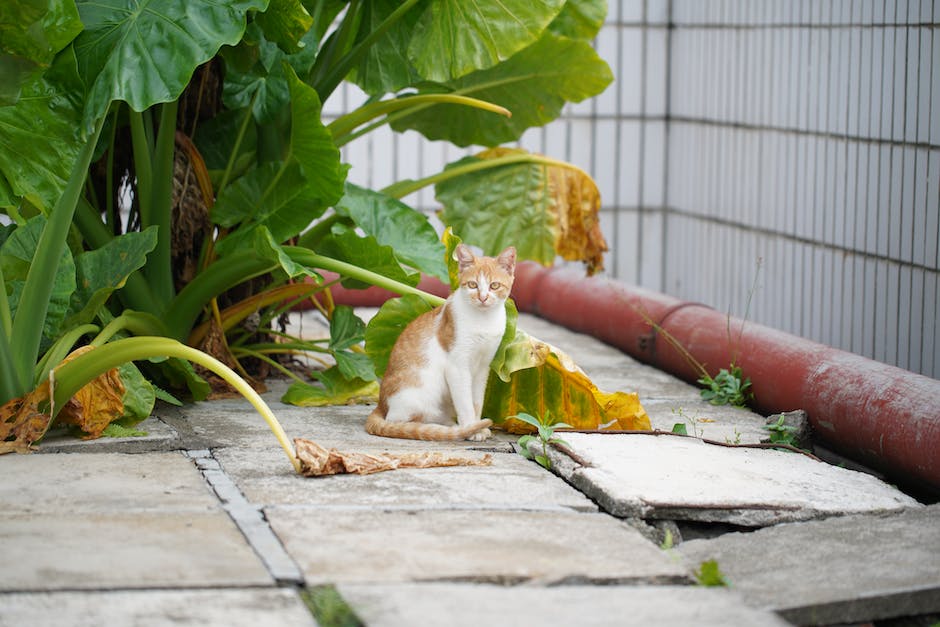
[454,243,476,272]
[496,246,516,274]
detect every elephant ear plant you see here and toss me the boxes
[0,0,615,472]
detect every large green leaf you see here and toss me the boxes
[0,216,75,347]
[408,0,565,82]
[222,25,319,123]
[0,0,83,105]
[391,32,613,146]
[335,184,447,281]
[281,366,379,406]
[549,0,607,40]
[436,154,556,266]
[0,53,83,212]
[437,148,608,272]
[329,305,376,381]
[316,226,419,290]
[74,0,268,129]
[212,161,328,254]
[363,294,434,378]
[286,65,347,206]
[64,227,158,330]
[256,0,313,54]
[348,0,423,95]
[252,226,321,280]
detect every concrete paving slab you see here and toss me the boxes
[0,511,272,591]
[0,452,217,514]
[677,504,940,625]
[36,416,184,454]
[268,509,689,586]
[642,398,773,445]
[173,399,516,454]
[215,446,596,511]
[546,433,920,526]
[338,583,792,627]
[0,589,315,627]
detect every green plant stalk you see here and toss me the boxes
[329,96,510,147]
[163,252,278,341]
[129,110,153,226]
[51,336,301,473]
[218,90,257,197]
[34,323,100,384]
[380,152,590,199]
[309,0,366,98]
[147,100,179,303]
[318,0,424,99]
[90,310,170,347]
[8,116,106,395]
[284,247,445,306]
[230,346,308,385]
[296,214,353,250]
[104,105,119,228]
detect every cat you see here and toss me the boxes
[365,244,516,441]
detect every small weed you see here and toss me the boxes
[698,365,752,408]
[694,559,729,587]
[660,528,675,550]
[513,410,572,470]
[670,407,702,438]
[764,415,801,448]
[300,586,363,627]
[725,428,742,445]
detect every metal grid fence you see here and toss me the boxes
[326,0,939,379]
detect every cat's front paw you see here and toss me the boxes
[466,428,492,442]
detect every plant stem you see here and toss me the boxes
[52,337,301,473]
[284,247,445,306]
[329,95,510,147]
[9,116,105,394]
[129,110,153,226]
[218,90,257,197]
[380,152,588,199]
[148,100,179,303]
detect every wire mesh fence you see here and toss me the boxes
[324,0,939,379]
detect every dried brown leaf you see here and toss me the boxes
[294,438,493,477]
[0,380,53,454]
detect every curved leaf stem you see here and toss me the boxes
[329,95,510,147]
[51,337,301,473]
[381,152,589,199]
[284,247,444,307]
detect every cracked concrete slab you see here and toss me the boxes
[677,504,940,625]
[338,583,791,627]
[268,509,689,586]
[215,445,596,511]
[545,433,920,526]
[0,589,315,627]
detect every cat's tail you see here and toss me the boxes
[365,408,492,441]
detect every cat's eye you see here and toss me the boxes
[466,280,478,289]
[490,282,501,290]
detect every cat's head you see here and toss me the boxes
[454,244,516,310]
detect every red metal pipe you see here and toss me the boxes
[325,263,940,490]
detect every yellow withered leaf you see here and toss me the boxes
[484,329,650,434]
[55,346,126,439]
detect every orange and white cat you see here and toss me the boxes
[365,244,516,441]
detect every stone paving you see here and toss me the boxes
[0,312,937,626]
